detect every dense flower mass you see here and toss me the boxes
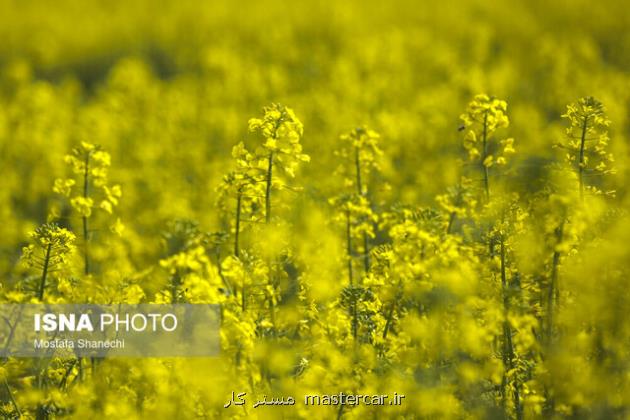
[1,1,630,419]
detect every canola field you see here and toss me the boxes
[1,0,630,418]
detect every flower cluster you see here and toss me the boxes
[248,103,310,178]
[21,223,76,270]
[336,126,383,193]
[460,95,515,201]
[559,96,615,197]
[21,223,76,299]
[461,95,514,166]
[55,142,122,217]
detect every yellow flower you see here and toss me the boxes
[100,200,113,213]
[71,196,94,217]
[53,178,75,196]
[111,218,125,236]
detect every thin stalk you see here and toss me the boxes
[241,284,246,312]
[547,222,564,344]
[354,146,370,273]
[578,116,588,201]
[216,249,233,295]
[482,111,490,202]
[264,151,276,335]
[38,243,52,300]
[383,300,396,339]
[265,152,273,224]
[500,237,522,419]
[3,377,21,417]
[362,234,371,274]
[514,385,523,420]
[36,404,46,420]
[2,306,24,356]
[233,188,244,306]
[352,297,358,341]
[354,146,363,196]
[336,403,345,420]
[234,190,242,258]
[170,272,181,304]
[58,359,78,390]
[500,237,509,410]
[446,184,464,234]
[82,152,90,276]
[269,294,277,336]
[346,207,358,341]
[446,212,456,234]
[346,209,353,286]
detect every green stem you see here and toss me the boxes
[82,216,89,275]
[446,211,456,234]
[234,189,245,310]
[500,237,509,410]
[354,146,370,273]
[2,306,23,356]
[241,284,246,312]
[83,152,90,276]
[383,300,396,339]
[216,249,233,295]
[171,272,180,304]
[482,111,490,202]
[264,151,277,335]
[346,209,353,286]
[500,237,521,418]
[352,296,358,341]
[36,403,46,420]
[58,359,78,390]
[265,152,273,224]
[3,377,21,417]
[269,293,277,336]
[362,233,370,274]
[547,222,564,344]
[336,402,345,420]
[578,116,588,201]
[38,243,52,301]
[354,146,363,196]
[234,190,242,258]
[346,208,359,340]
[447,183,465,234]
[500,238,508,289]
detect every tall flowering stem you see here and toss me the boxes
[247,103,309,328]
[460,94,513,202]
[248,103,309,225]
[54,142,122,276]
[337,126,382,274]
[558,97,615,200]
